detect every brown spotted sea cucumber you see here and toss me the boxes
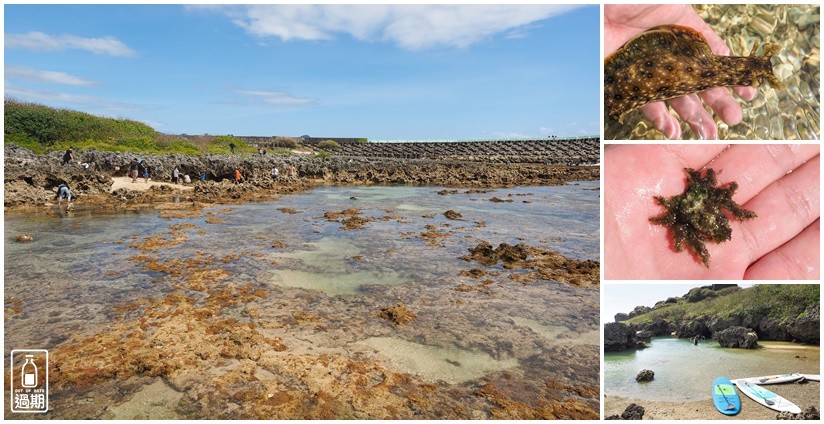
[605,25,781,123]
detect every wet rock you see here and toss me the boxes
[606,403,646,420]
[443,210,463,220]
[635,370,654,382]
[714,326,759,348]
[15,233,34,243]
[604,322,645,352]
[378,303,417,326]
[787,309,820,344]
[489,197,513,203]
[777,406,820,420]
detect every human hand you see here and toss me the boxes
[604,4,758,139]
[604,144,819,279]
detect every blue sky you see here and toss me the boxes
[4,4,599,140]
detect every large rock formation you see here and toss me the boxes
[604,322,645,352]
[714,326,758,348]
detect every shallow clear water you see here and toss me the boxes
[4,183,600,418]
[604,337,820,402]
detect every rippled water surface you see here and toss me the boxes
[5,184,600,419]
[604,337,820,402]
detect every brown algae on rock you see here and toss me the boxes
[649,168,756,267]
[605,24,781,123]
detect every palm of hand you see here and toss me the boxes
[605,145,820,279]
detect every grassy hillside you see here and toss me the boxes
[625,285,819,326]
[3,99,255,155]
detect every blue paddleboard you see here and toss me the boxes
[712,376,741,415]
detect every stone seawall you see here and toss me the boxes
[331,138,599,164]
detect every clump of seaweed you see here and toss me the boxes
[460,241,599,286]
[649,167,757,267]
[378,303,417,326]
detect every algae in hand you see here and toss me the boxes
[649,168,756,267]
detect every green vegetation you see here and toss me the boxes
[625,285,819,327]
[5,99,249,155]
[271,136,301,149]
[355,138,368,144]
[317,140,341,151]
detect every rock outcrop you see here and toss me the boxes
[4,145,599,207]
[605,403,645,420]
[635,369,654,382]
[714,326,758,349]
[604,322,645,352]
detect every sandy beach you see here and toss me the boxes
[109,176,194,192]
[605,381,820,419]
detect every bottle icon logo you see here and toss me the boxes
[10,349,49,413]
[22,354,38,387]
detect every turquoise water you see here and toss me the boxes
[5,183,600,419]
[604,337,820,402]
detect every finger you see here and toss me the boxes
[700,87,743,126]
[733,86,758,101]
[738,155,820,265]
[668,94,718,140]
[640,102,681,139]
[744,219,820,280]
[697,144,820,203]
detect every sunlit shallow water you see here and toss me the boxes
[604,337,820,402]
[5,183,600,419]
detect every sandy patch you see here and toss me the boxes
[604,381,820,419]
[110,176,194,193]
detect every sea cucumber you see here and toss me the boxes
[605,25,782,123]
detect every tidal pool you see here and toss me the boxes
[4,183,600,419]
[604,337,820,402]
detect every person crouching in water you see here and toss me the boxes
[56,183,73,209]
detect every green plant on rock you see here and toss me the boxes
[317,140,341,151]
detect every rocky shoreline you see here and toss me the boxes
[3,145,599,209]
[605,285,820,352]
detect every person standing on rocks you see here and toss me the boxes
[130,159,139,183]
[143,163,151,183]
[173,166,180,184]
[271,167,279,181]
[62,148,74,165]
[234,169,243,184]
[229,142,236,153]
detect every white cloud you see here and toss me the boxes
[198,4,580,50]
[233,89,315,107]
[5,31,137,57]
[5,65,96,86]
[4,84,140,113]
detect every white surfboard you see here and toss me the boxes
[734,380,802,414]
[799,374,820,382]
[732,373,803,385]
